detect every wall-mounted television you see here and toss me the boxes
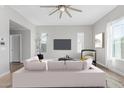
[54,39,71,50]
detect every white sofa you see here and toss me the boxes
[12,58,106,88]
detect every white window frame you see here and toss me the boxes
[107,17,124,61]
[77,32,84,53]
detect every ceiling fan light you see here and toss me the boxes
[59,6,65,12]
[40,5,82,19]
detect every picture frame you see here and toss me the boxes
[95,32,104,48]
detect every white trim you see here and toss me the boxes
[0,71,10,78]
[20,34,22,63]
[97,62,106,68]
[9,35,12,62]
[111,58,124,61]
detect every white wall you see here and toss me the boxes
[0,6,35,75]
[5,6,36,57]
[93,6,124,75]
[36,26,93,59]
[0,7,10,75]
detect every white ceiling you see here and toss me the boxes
[10,5,117,26]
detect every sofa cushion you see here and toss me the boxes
[47,61,65,71]
[28,56,39,61]
[47,61,84,71]
[24,60,46,71]
[66,61,83,70]
[83,58,93,70]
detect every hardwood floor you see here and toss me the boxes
[0,62,124,88]
[97,64,124,88]
[0,73,12,88]
[0,62,23,88]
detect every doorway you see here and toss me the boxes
[9,20,31,72]
[10,34,22,63]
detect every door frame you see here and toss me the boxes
[9,34,22,63]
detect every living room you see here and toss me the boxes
[0,1,124,90]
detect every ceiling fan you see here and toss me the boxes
[40,5,82,19]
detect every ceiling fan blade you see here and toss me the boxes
[65,10,72,18]
[40,6,58,8]
[49,9,58,16]
[68,7,82,12]
[59,11,63,19]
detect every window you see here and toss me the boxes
[40,33,48,52]
[36,33,48,54]
[77,33,84,53]
[41,33,47,44]
[109,18,124,59]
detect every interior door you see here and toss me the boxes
[10,35,20,62]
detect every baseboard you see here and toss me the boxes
[0,71,10,78]
[97,63,107,68]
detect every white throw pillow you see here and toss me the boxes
[24,60,46,71]
[83,58,93,70]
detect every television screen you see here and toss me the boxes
[54,39,71,50]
